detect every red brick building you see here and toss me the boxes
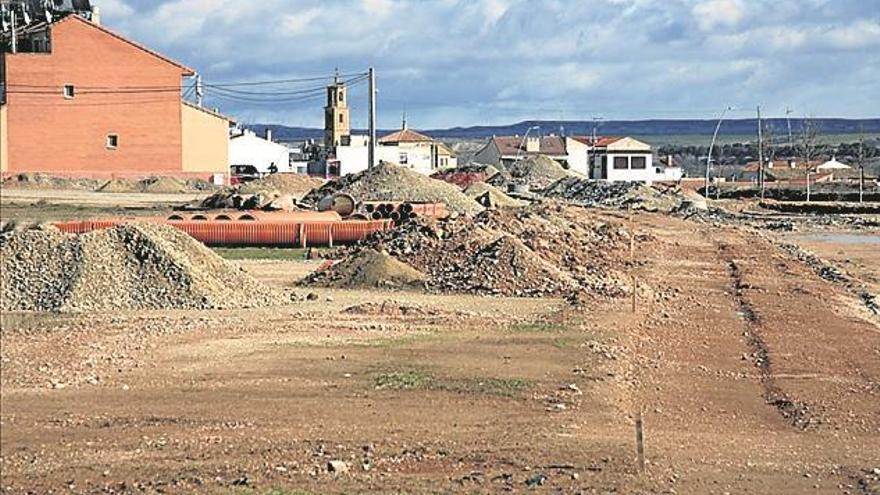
[0,14,230,180]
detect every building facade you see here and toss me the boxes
[229,128,292,174]
[0,14,230,180]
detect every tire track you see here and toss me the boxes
[719,243,819,430]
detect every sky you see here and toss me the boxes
[97,0,880,129]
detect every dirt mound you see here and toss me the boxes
[202,174,323,210]
[303,249,427,290]
[1,223,287,312]
[542,177,682,212]
[139,176,188,193]
[342,300,439,316]
[435,234,579,296]
[1,173,101,191]
[464,182,528,208]
[477,203,630,297]
[324,201,632,298]
[489,155,573,191]
[431,164,501,188]
[303,162,483,216]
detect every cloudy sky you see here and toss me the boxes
[98,0,880,128]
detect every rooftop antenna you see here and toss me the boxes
[334,67,340,84]
[402,111,407,130]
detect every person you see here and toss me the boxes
[268,162,278,174]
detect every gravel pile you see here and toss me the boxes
[303,162,483,216]
[1,223,287,312]
[489,155,573,191]
[202,174,324,210]
[542,177,682,212]
[321,201,632,298]
[302,248,427,290]
[464,182,528,208]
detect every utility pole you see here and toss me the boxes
[757,106,764,199]
[195,73,203,107]
[368,67,376,170]
[858,134,865,204]
[785,106,794,149]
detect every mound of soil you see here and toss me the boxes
[303,162,483,216]
[542,177,682,212]
[1,223,287,312]
[464,182,528,208]
[202,174,324,210]
[323,201,635,298]
[303,249,427,290]
[1,173,102,191]
[489,155,573,191]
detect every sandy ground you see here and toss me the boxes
[0,189,207,223]
[1,204,879,494]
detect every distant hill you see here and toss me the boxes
[250,118,880,142]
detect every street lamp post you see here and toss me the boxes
[516,125,541,161]
[705,106,733,198]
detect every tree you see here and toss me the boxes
[799,118,821,202]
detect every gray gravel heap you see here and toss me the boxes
[303,162,484,216]
[542,177,682,212]
[1,223,287,312]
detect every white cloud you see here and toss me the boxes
[693,0,746,31]
[826,20,880,49]
[96,0,134,19]
[281,8,322,35]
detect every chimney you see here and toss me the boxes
[265,129,273,142]
[91,6,101,25]
[667,154,673,168]
[525,136,540,153]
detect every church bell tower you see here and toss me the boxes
[324,72,350,148]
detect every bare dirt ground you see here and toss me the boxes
[2,206,879,494]
[0,189,206,223]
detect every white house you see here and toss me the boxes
[816,157,852,171]
[321,123,457,177]
[229,129,291,174]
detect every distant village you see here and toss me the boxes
[1,1,875,191]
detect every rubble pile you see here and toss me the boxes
[489,155,573,191]
[304,162,483,216]
[463,182,528,208]
[201,174,324,210]
[431,164,500,188]
[477,203,630,297]
[318,202,634,298]
[1,223,286,312]
[433,234,579,296]
[302,248,427,290]
[542,177,682,212]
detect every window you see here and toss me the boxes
[399,152,408,164]
[106,134,119,149]
[338,92,344,103]
[63,84,75,99]
[631,156,647,169]
[339,114,344,123]
[613,156,628,170]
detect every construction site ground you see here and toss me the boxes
[1,192,879,494]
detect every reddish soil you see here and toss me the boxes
[1,212,878,494]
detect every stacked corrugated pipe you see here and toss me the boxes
[53,210,393,248]
[361,201,449,223]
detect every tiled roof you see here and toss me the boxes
[379,128,433,144]
[570,136,623,147]
[183,100,235,123]
[492,136,566,156]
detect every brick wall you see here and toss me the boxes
[3,16,187,175]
